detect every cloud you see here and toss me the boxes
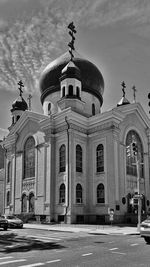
[0,128,8,140]
[0,0,149,94]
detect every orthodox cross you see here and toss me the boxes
[132,85,137,103]
[121,81,126,97]
[27,94,32,111]
[68,22,76,61]
[18,80,24,97]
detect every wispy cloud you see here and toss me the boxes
[0,0,149,94]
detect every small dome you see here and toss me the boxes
[117,96,130,107]
[60,61,81,80]
[11,96,28,112]
[39,51,104,106]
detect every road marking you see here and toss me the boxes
[108,241,115,243]
[19,263,45,267]
[46,259,61,263]
[109,248,118,251]
[130,243,139,246]
[82,253,93,257]
[112,252,126,255]
[28,235,61,241]
[0,259,26,265]
[0,257,13,260]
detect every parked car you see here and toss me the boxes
[0,216,8,230]
[140,216,150,243]
[1,215,23,229]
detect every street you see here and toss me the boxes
[0,227,149,266]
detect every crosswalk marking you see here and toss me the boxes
[109,248,118,251]
[27,235,61,241]
[46,259,61,263]
[130,243,139,246]
[82,253,93,256]
[0,259,26,265]
[19,263,45,267]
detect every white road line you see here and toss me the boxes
[108,241,115,244]
[82,253,93,257]
[0,256,13,260]
[46,259,61,263]
[19,263,45,267]
[0,259,26,265]
[28,235,61,241]
[112,252,126,255]
[130,243,139,246]
[109,248,118,251]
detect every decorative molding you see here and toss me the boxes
[22,179,35,191]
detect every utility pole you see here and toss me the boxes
[135,155,141,232]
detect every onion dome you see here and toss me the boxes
[11,96,28,112]
[39,51,104,106]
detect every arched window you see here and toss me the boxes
[92,103,95,115]
[97,183,105,203]
[62,86,65,97]
[6,191,10,206]
[76,183,83,203]
[59,145,66,172]
[96,144,104,172]
[21,194,27,213]
[68,85,73,96]
[126,130,144,177]
[59,183,65,203]
[7,161,11,183]
[29,193,35,213]
[48,103,51,115]
[24,137,35,179]
[76,145,82,172]
[76,87,80,98]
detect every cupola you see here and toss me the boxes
[10,80,28,126]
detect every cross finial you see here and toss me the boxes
[132,85,137,103]
[68,22,76,61]
[27,94,32,111]
[121,81,126,97]
[18,80,24,97]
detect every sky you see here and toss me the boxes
[0,0,150,139]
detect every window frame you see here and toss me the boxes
[76,183,83,204]
[97,183,105,204]
[96,144,104,173]
[76,144,82,172]
[23,136,35,179]
[59,183,66,204]
[59,144,66,172]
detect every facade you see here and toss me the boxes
[2,48,150,224]
[0,142,5,214]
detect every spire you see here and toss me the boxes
[68,22,76,61]
[117,81,130,107]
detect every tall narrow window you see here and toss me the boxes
[76,145,82,172]
[126,130,144,177]
[68,85,73,96]
[48,103,51,115]
[92,103,95,115]
[97,183,105,203]
[6,191,10,206]
[76,183,83,203]
[7,161,11,183]
[24,137,35,179]
[76,87,80,98]
[59,145,66,172]
[96,144,104,172]
[62,86,65,97]
[29,193,35,213]
[59,183,65,203]
[21,194,27,213]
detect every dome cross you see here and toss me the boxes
[18,80,24,97]
[68,22,76,61]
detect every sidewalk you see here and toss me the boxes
[23,223,140,235]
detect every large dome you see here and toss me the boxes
[39,51,104,105]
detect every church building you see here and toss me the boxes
[2,23,150,224]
